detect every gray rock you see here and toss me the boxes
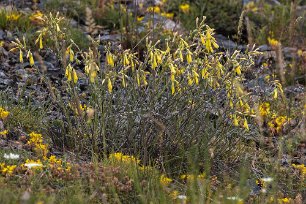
[99,34,121,42]
[215,34,246,51]
[0,29,5,40]
[257,44,271,52]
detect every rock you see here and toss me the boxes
[257,44,271,52]
[99,34,121,42]
[15,69,28,82]
[163,19,181,31]
[215,34,247,51]
[0,29,5,40]
[283,47,297,60]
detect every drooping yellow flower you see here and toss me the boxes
[273,88,278,99]
[39,35,43,49]
[186,50,192,64]
[27,51,34,66]
[107,77,113,93]
[233,115,239,126]
[19,50,23,63]
[203,29,219,53]
[89,70,97,83]
[106,51,115,67]
[235,65,241,75]
[179,3,190,13]
[243,118,249,131]
[72,69,78,84]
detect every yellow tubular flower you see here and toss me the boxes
[65,64,72,82]
[19,50,23,63]
[107,78,113,93]
[186,50,192,64]
[273,88,278,99]
[243,118,249,131]
[27,51,34,66]
[89,70,97,83]
[235,65,241,75]
[39,35,43,49]
[106,51,115,67]
[72,69,78,84]
[233,115,239,126]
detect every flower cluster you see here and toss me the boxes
[27,132,48,157]
[160,174,173,186]
[0,107,9,120]
[0,163,16,176]
[259,102,270,117]
[109,152,140,164]
[292,164,306,177]
[268,115,289,134]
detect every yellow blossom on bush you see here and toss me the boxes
[6,13,21,21]
[278,197,291,203]
[160,174,172,186]
[268,37,280,48]
[180,174,195,181]
[0,130,8,137]
[161,12,174,19]
[1,163,16,176]
[34,143,48,157]
[27,132,49,157]
[0,107,10,120]
[109,152,140,164]
[28,132,43,145]
[29,11,44,24]
[146,6,161,13]
[268,115,288,133]
[179,3,190,13]
[292,164,306,176]
[137,16,144,22]
[259,102,270,117]
[170,190,179,199]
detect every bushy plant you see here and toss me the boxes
[167,0,243,38]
